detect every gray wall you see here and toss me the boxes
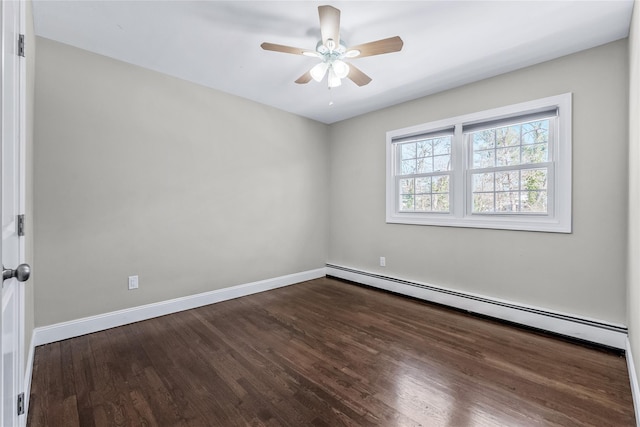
[328,40,629,324]
[34,38,328,326]
[628,0,640,384]
[34,37,630,331]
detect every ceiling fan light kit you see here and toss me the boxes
[331,60,349,79]
[261,5,403,90]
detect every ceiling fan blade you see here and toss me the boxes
[261,42,314,56]
[347,36,404,58]
[347,64,372,86]
[295,71,313,84]
[319,5,340,48]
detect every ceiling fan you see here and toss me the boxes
[261,5,403,88]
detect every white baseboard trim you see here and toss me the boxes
[20,330,36,427]
[326,264,627,349]
[626,338,640,427]
[33,268,326,346]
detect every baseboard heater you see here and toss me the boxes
[325,264,627,350]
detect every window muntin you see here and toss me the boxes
[396,134,452,213]
[385,93,572,233]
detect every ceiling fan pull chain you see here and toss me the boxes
[329,88,334,106]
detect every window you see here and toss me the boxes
[467,114,552,214]
[397,132,452,213]
[386,94,571,233]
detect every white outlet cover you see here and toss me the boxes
[128,275,139,290]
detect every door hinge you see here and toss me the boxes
[17,392,24,416]
[18,34,25,58]
[17,214,25,237]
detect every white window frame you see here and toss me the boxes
[386,93,572,233]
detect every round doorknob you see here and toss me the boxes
[2,263,31,282]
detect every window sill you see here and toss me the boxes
[385,212,571,233]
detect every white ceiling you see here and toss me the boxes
[32,1,634,124]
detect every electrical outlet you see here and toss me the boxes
[128,275,139,290]
[379,257,386,267]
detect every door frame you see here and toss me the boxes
[17,0,27,423]
[1,0,27,424]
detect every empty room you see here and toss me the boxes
[1,0,640,425]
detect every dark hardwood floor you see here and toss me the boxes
[27,277,635,426]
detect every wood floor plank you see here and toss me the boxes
[27,277,635,426]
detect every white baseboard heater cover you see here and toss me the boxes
[326,264,627,350]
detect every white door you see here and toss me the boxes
[1,1,27,426]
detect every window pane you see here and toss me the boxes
[473,150,495,169]
[496,192,520,212]
[415,195,431,211]
[401,143,416,160]
[522,120,549,145]
[401,160,416,175]
[415,177,431,194]
[473,193,494,213]
[432,175,449,193]
[522,168,548,190]
[433,137,451,155]
[433,155,451,172]
[400,178,414,195]
[473,173,494,192]
[417,140,432,157]
[433,194,449,212]
[521,190,547,213]
[496,125,520,147]
[495,170,519,191]
[496,147,520,167]
[472,130,495,150]
[522,143,548,164]
[400,195,414,211]
[416,158,433,174]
